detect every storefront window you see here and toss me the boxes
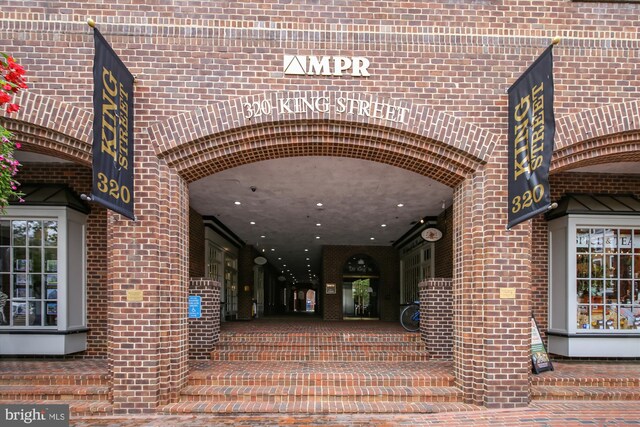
[0,220,58,328]
[575,227,640,331]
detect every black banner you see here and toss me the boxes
[507,46,555,229]
[91,28,135,220]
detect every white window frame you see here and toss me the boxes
[548,214,640,357]
[0,206,87,355]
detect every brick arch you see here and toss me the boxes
[151,92,494,186]
[0,91,92,165]
[552,99,640,172]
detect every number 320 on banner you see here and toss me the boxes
[511,184,544,214]
[96,172,131,204]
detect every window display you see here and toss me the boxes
[0,196,89,355]
[0,220,58,327]
[575,228,640,331]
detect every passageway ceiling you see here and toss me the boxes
[189,157,453,285]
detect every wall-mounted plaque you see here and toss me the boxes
[326,283,336,294]
[126,290,143,302]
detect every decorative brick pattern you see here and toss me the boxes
[188,278,221,360]
[419,279,453,359]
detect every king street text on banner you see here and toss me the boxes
[92,28,135,221]
[507,45,555,230]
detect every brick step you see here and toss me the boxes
[178,385,462,403]
[0,385,110,401]
[211,349,430,362]
[531,386,640,400]
[531,377,640,388]
[0,399,113,416]
[0,373,110,387]
[188,361,454,387]
[214,341,426,351]
[218,333,421,344]
[161,400,481,414]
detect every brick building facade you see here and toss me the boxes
[1,0,639,414]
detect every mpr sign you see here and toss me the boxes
[284,55,371,77]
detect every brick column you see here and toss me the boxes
[419,279,453,359]
[237,245,255,320]
[453,169,531,408]
[188,278,221,359]
[108,161,189,414]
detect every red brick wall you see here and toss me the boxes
[189,207,205,278]
[435,207,454,278]
[237,245,258,320]
[321,246,399,322]
[17,163,108,358]
[531,173,640,342]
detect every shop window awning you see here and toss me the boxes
[545,193,640,221]
[9,184,91,214]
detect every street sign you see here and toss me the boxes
[188,295,201,319]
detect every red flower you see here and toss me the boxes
[0,92,10,105]
[6,103,19,113]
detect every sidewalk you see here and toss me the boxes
[71,401,640,426]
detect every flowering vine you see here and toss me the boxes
[0,53,28,209]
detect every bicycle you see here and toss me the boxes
[400,301,420,332]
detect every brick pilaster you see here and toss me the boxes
[188,278,221,359]
[454,168,531,408]
[419,279,453,359]
[108,163,189,414]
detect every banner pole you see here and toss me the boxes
[551,36,561,46]
[87,18,96,28]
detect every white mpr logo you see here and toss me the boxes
[284,55,370,77]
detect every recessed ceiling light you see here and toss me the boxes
[234,201,241,205]
[381,224,386,227]
[304,249,309,252]
[370,237,375,240]
[260,235,266,238]
[250,221,256,225]
[316,223,321,227]
[278,257,282,261]
[315,236,320,239]
[271,248,275,251]
[397,203,404,207]
[316,202,323,207]
[306,258,310,261]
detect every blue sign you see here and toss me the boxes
[188,295,201,319]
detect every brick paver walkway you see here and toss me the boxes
[71,401,640,426]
